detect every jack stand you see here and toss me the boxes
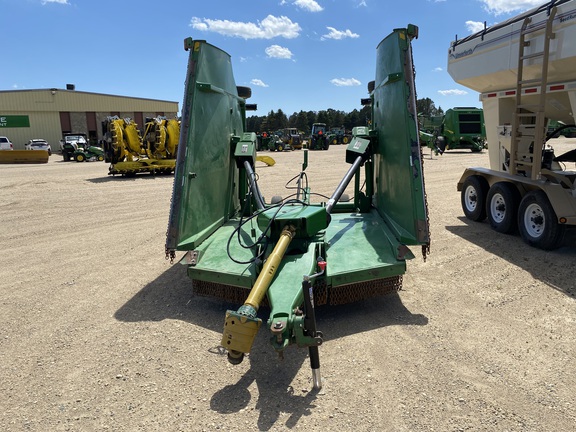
[302,257,326,390]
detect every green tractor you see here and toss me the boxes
[309,123,330,150]
[60,133,88,161]
[257,132,274,151]
[329,127,352,145]
[266,133,291,152]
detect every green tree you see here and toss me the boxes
[416,97,442,117]
[317,110,330,126]
[294,111,310,133]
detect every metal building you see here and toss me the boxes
[0,85,178,150]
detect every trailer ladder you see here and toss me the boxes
[510,5,557,179]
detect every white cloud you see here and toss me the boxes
[251,79,269,88]
[265,45,294,59]
[330,78,361,87]
[466,20,486,33]
[294,0,323,12]
[190,15,301,39]
[42,0,69,4]
[479,0,543,15]
[438,89,468,96]
[433,67,443,72]
[357,0,367,6]
[321,27,359,40]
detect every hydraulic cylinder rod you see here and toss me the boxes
[325,154,364,215]
[221,225,296,364]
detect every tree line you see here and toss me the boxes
[246,97,444,134]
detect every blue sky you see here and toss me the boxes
[2,0,548,116]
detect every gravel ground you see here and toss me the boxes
[0,139,575,431]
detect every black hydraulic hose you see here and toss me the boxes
[243,160,266,211]
[546,124,576,141]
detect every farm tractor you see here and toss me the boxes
[308,123,330,150]
[280,127,303,150]
[166,26,429,390]
[329,127,352,145]
[257,132,275,151]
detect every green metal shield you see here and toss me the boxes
[371,27,429,246]
[166,40,246,251]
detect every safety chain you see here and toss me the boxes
[409,34,431,262]
[165,247,176,264]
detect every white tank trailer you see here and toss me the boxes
[448,0,576,250]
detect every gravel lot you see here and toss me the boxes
[1,139,575,431]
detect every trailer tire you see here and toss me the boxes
[487,182,520,234]
[461,175,488,221]
[518,190,565,250]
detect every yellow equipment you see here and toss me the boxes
[0,150,49,164]
[255,155,275,166]
[102,115,180,176]
[142,117,180,160]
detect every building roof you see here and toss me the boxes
[0,87,178,104]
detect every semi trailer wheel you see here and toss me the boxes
[518,190,565,250]
[487,182,520,233]
[461,175,488,221]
